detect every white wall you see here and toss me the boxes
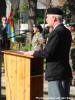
[5,0,10,18]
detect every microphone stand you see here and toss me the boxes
[7,30,33,50]
[7,30,33,40]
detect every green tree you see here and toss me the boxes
[0,0,6,22]
[57,0,75,23]
[67,0,75,22]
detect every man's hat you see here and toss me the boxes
[47,7,63,16]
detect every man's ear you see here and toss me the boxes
[53,16,57,22]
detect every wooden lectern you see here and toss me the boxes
[3,50,43,100]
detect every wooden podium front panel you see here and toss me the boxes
[4,54,30,100]
[16,56,30,100]
[4,54,17,100]
[4,50,43,100]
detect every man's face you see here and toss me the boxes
[2,17,7,24]
[46,14,55,27]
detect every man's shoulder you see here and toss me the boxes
[0,24,3,26]
[55,24,65,30]
[55,24,70,33]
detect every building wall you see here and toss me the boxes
[5,0,10,18]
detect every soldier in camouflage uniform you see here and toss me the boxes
[31,24,45,50]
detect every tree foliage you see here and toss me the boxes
[67,0,75,11]
[50,0,75,23]
[0,0,6,21]
[61,0,75,22]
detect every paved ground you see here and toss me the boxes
[1,71,75,100]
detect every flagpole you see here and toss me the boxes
[18,20,20,50]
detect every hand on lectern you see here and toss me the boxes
[24,51,35,55]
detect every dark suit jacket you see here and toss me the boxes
[33,24,72,81]
[0,24,10,50]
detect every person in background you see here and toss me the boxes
[0,16,10,72]
[68,23,75,71]
[0,16,10,50]
[31,23,45,50]
[0,17,10,98]
[24,7,72,100]
[68,23,75,40]
[0,16,11,98]
[0,16,8,99]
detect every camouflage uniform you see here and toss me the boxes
[31,32,45,50]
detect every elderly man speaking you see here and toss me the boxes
[24,7,72,100]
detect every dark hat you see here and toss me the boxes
[69,23,75,27]
[47,7,63,16]
[34,23,43,32]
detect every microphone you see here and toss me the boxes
[16,29,34,33]
[24,30,34,33]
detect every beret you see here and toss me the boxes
[47,7,63,16]
[69,23,75,27]
[33,23,43,32]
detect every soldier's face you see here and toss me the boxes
[33,27,38,33]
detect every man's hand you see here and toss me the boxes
[24,51,35,56]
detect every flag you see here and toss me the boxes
[7,1,15,49]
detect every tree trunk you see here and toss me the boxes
[25,0,37,47]
[28,0,37,29]
[46,0,52,8]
